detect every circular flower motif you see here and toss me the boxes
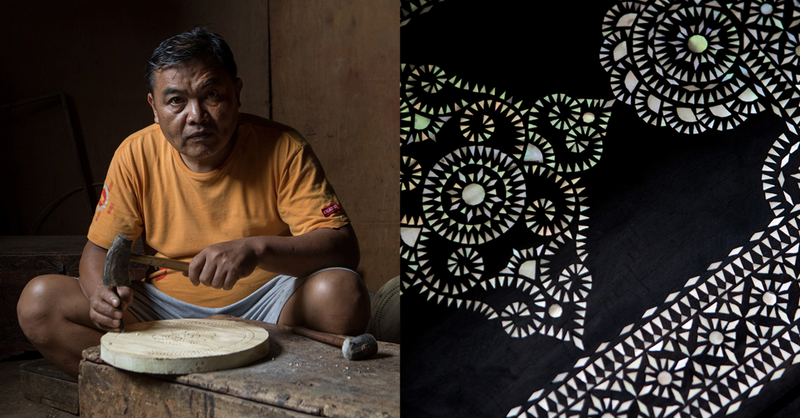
[409,229,488,297]
[446,247,484,285]
[423,146,526,244]
[745,0,785,30]
[403,64,461,118]
[530,94,581,131]
[566,125,598,154]
[501,301,535,338]
[639,355,689,404]
[526,198,557,235]
[460,99,525,143]
[404,65,446,109]
[648,5,740,88]
[692,316,739,363]
[559,125,604,173]
[607,1,759,134]
[746,277,793,324]
[541,263,592,303]
[412,64,446,94]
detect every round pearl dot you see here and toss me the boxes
[688,35,708,53]
[761,3,774,15]
[601,414,615,418]
[795,45,800,57]
[709,331,724,345]
[462,183,485,206]
[548,304,563,318]
[657,371,672,385]
[763,291,777,306]
[582,112,595,123]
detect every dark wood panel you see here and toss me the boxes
[270,0,400,291]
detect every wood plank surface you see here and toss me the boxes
[82,317,399,417]
[20,359,79,414]
[80,362,312,418]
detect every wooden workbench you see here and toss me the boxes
[0,236,85,355]
[79,317,399,417]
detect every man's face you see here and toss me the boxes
[147,59,243,173]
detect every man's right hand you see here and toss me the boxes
[88,284,132,332]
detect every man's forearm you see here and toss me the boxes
[249,224,360,278]
[78,240,108,300]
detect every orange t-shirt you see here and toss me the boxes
[88,114,350,308]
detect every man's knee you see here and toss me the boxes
[307,269,368,301]
[299,269,371,334]
[17,275,76,342]
[18,275,59,321]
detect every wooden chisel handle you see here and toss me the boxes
[129,254,190,272]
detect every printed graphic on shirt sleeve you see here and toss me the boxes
[322,202,341,217]
[94,181,115,222]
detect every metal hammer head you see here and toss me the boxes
[103,233,133,288]
[341,333,378,360]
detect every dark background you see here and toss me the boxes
[0,0,398,292]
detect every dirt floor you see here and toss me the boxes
[0,352,75,418]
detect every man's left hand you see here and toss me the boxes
[185,238,260,290]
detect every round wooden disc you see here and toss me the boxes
[100,319,269,375]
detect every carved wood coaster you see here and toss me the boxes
[100,319,269,375]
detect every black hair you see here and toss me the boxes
[145,27,238,93]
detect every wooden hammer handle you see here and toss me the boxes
[129,254,190,272]
[292,326,346,347]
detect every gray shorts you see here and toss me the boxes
[117,267,356,323]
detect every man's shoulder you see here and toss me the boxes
[128,122,162,138]
[118,123,163,149]
[239,114,308,148]
[113,123,168,163]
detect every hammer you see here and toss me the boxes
[292,326,378,361]
[103,233,190,330]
